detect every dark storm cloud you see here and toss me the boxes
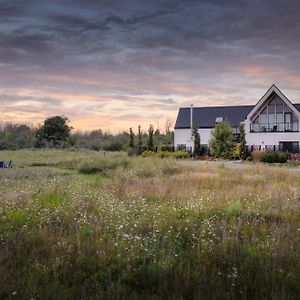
[1,0,300,130]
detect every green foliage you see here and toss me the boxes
[0,121,174,151]
[137,125,142,154]
[225,201,243,217]
[0,150,299,299]
[36,115,72,147]
[78,156,129,174]
[129,127,134,148]
[142,150,190,159]
[127,147,137,157]
[0,124,36,150]
[260,151,289,163]
[239,123,247,159]
[147,124,154,150]
[209,120,235,158]
[192,126,201,157]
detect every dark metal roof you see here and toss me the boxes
[294,103,300,112]
[175,104,300,129]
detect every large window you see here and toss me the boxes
[250,94,299,132]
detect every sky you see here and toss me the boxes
[1,0,300,132]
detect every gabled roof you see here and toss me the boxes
[246,84,300,121]
[175,85,300,129]
[175,105,254,129]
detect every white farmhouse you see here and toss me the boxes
[174,85,300,153]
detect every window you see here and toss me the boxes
[215,117,223,123]
[276,113,283,123]
[279,142,299,153]
[277,104,283,113]
[250,95,299,132]
[268,113,276,123]
[260,114,268,123]
[177,144,186,150]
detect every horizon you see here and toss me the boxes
[1,1,300,132]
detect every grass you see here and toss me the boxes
[0,150,299,299]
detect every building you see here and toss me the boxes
[174,85,300,153]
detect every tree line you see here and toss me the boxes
[0,115,247,159]
[0,116,174,151]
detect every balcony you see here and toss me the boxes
[250,122,299,133]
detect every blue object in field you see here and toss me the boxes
[0,160,12,168]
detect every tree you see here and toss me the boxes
[209,120,234,158]
[147,124,154,150]
[164,118,173,135]
[129,127,134,148]
[0,123,36,150]
[239,123,247,160]
[138,125,142,154]
[192,126,201,157]
[36,116,72,147]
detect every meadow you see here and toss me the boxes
[0,150,299,299]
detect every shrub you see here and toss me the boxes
[102,141,123,151]
[251,151,289,163]
[260,151,289,163]
[78,156,129,174]
[251,150,264,162]
[231,143,240,160]
[142,150,190,159]
[127,147,138,157]
[141,150,156,157]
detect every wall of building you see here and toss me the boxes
[244,119,300,148]
[245,132,300,148]
[174,128,212,149]
[175,126,300,151]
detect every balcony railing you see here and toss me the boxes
[250,122,299,133]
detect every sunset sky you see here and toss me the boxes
[1,0,300,132]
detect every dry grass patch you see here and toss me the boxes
[0,151,299,299]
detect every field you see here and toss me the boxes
[0,150,299,299]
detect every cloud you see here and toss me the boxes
[1,0,300,131]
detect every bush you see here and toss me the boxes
[102,141,123,151]
[260,151,289,163]
[141,150,156,157]
[127,147,139,157]
[251,150,264,162]
[78,156,129,174]
[142,150,190,159]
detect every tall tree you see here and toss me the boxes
[129,127,134,148]
[164,118,173,135]
[209,120,234,158]
[239,123,247,159]
[36,116,72,147]
[147,124,154,150]
[192,126,201,157]
[138,125,142,154]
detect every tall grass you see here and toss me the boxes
[0,150,299,299]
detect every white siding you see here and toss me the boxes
[244,119,300,148]
[246,132,300,148]
[174,128,212,149]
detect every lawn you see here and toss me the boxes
[0,150,299,299]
